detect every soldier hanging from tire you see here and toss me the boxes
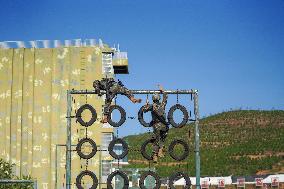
[142,85,169,163]
[93,78,142,123]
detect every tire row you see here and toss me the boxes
[76,170,191,189]
[76,137,189,162]
[76,137,128,160]
[141,138,190,161]
[138,104,190,128]
[76,103,190,128]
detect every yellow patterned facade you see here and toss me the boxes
[0,43,128,189]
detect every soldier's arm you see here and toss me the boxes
[143,99,153,112]
[162,92,168,107]
[159,85,168,107]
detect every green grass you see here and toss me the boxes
[124,110,284,177]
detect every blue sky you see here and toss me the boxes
[0,0,283,136]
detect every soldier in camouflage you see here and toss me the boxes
[143,85,169,163]
[93,78,141,123]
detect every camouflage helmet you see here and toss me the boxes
[152,93,161,102]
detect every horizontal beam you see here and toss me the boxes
[130,90,196,94]
[69,89,197,95]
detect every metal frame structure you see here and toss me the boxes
[66,89,200,189]
[0,179,37,189]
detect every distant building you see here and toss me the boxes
[0,39,129,189]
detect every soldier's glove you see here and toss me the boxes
[95,89,103,96]
[158,84,164,93]
[143,104,149,113]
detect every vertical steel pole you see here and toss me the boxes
[99,146,102,189]
[66,90,72,189]
[33,180,37,189]
[194,90,201,189]
[55,144,58,189]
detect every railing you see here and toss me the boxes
[0,179,37,189]
[0,38,101,49]
[113,52,128,59]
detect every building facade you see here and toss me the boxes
[0,39,129,189]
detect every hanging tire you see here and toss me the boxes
[76,104,97,127]
[169,171,191,189]
[76,138,97,159]
[168,139,189,161]
[76,170,98,189]
[107,105,126,127]
[107,170,129,189]
[139,171,161,189]
[141,138,157,160]
[167,104,189,128]
[108,138,128,159]
[138,105,152,127]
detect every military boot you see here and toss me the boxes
[158,148,165,158]
[101,115,108,123]
[130,96,142,103]
[153,154,158,163]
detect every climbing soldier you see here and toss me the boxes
[143,85,169,163]
[93,78,141,123]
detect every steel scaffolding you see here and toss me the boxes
[66,89,200,189]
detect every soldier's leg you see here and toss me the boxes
[161,125,169,142]
[102,103,110,123]
[158,124,168,157]
[153,125,160,162]
[101,94,113,123]
[111,83,141,103]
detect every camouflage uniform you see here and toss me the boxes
[143,92,169,158]
[93,78,136,117]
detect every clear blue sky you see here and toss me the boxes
[1,0,283,136]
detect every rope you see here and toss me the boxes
[145,93,149,106]
[176,89,179,104]
[85,90,88,104]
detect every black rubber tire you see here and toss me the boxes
[168,139,189,161]
[107,105,126,127]
[108,138,128,159]
[141,138,157,160]
[76,104,97,127]
[169,171,191,189]
[138,105,152,127]
[167,104,189,128]
[76,138,97,159]
[76,170,98,189]
[139,171,161,189]
[107,170,129,189]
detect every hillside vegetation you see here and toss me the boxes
[124,110,284,177]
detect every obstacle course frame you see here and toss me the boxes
[66,89,200,189]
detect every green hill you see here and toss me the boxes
[124,110,284,177]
